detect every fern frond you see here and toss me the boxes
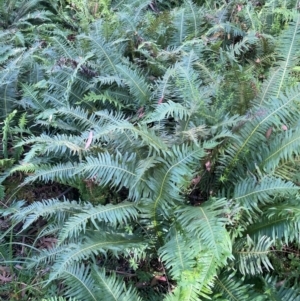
[226,31,258,58]
[234,235,273,275]
[18,133,85,156]
[82,91,124,110]
[90,265,142,301]
[273,13,300,97]
[58,202,139,243]
[206,21,245,38]
[117,0,152,35]
[233,177,298,213]
[77,152,141,195]
[116,64,151,106]
[261,275,300,301]
[55,106,116,132]
[141,142,215,231]
[50,34,80,61]
[213,271,259,301]
[273,157,300,181]
[176,198,232,260]
[259,129,300,172]
[145,100,191,122]
[159,227,199,281]
[61,264,97,301]
[81,35,122,74]
[247,202,300,243]
[11,198,85,232]
[163,247,219,301]
[152,62,182,104]
[28,244,77,269]
[170,1,206,46]
[274,284,300,301]
[2,109,17,159]
[220,85,300,180]
[48,232,144,282]
[21,162,79,185]
[255,14,300,105]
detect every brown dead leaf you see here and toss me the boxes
[265,127,273,139]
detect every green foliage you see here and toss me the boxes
[1,0,300,300]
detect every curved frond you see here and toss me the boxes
[58,202,139,243]
[21,162,79,185]
[233,177,298,213]
[247,203,300,243]
[259,129,300,172]
[141,143,210,229]
[48,232,144,282]
[220,86,300,179]
[255,14,300,105]
[159,227,199,281]
[11,198,84,232]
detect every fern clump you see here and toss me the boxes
[1,0,300,300]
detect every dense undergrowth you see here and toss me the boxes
[1,0,300,300]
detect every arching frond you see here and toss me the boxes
[21,162,79,185]
[159,227,199,281]
[11,198,84,232]
[233,177,298,213]
[219,85,300,180]
[145,100,191,122]
[259,129,300,172]
[81,34,122,74]
[255,14,300,106]
[247,202,300,243]
[90,265,142,301]
[58,202,139,243]
[170,0,206,46]
[48,232,144,282]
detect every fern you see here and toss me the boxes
[1,1,300,300]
